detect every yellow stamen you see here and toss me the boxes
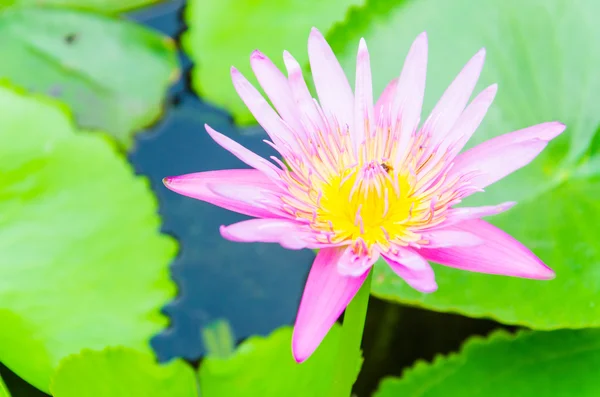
[311,164,419,249]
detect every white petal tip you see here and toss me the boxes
[310,27,322,37]
[204,124,218,135]
[357,39,370,62]
[407,32,428,59]
[540,269,556,280]
[525,264,556,280]
[283,51,299,71]
[359,37,367,50]
[475,48,486,60]
[551,122,567,136]
[219,225,232,240]
[418,283,438,293]
[535,121,567,141]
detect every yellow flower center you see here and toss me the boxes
[312,162,421,249]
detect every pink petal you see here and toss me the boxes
[337,244,379,276]
[422,49,486,146]
[452,121,566,189]
[441,202,516,227]
[445,84,498,157]
[205,124,279,179]
[353,38,374,150]
[419,219,555,279]
[308,28,354,133]
[283,50,326,134]
[392,32,428,162]
[163,169,286,219]
[420,229,483,248]
[231,67,298,149]
[250,50,305,135]
[293,247,369,362]
[383,247,437,293]
[374,78,397,120]
[220,218,317,250]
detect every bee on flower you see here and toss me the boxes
[164,28,564,363]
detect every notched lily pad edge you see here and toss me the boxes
[0,76,179,343]
[374,328,518,393]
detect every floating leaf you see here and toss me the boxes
[50,348,197,397]
[199,325,361,397]
[375,329,600,397]
[0,0,162,13]
[0,7,178,146]
[330,0,600,329]
[182,0,364,124]
[0,85,177,392]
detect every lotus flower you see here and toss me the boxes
[164,29,564,363]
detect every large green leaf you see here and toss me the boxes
[0,0,162,13]
[182,0,364,124]
[330,0,600,328]
[0,85,177,392]
[199,325,361,397]
[0,7,178,146]
[0,372,10,397]
[375,329,600,397]
[50,348,198,397]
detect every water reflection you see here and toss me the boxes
[130,93,315,361]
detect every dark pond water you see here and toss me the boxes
[1,1,511,395]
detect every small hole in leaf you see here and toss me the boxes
[64,33,78,44]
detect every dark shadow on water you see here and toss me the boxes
[0,364,48,397]
[127,0,318,362]
[356,297,516,396]
[129,94,316,361]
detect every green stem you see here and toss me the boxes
[330,269,373,397]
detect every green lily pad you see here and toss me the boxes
[182,0,364,124]
[0,6,178,147]
[199,325,361,397]
[0,85,177,392]
[0,372,10,397]
[330,0,600,329]
[0,0,162,13]
[375,328,600,397]
[50,348,198,397]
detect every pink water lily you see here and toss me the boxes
[164,29,564,363]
